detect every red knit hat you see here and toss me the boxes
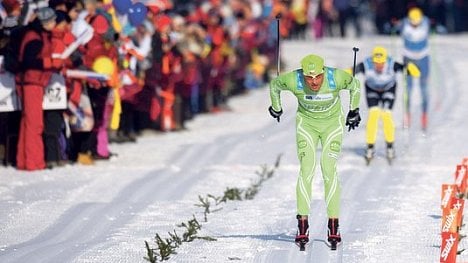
[153,15,171,31]
[146,0,172,14]
[2,0,21,14]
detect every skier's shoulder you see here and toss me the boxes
[360,57,373,71]
[325,66,350,76]
[280,69,302,83]
[270,70,297,89]
[402,17,430,34]
[421,16,431,26]
[327,66,350,82]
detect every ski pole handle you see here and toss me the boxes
[276,14,281,77]
[352,47,359,77]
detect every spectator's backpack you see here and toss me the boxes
[3,25,28,74]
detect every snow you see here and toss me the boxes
[2,34,468,262]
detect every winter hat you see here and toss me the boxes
[37,7,57,24]
[372,46,387,64]
[153,15,171,31]
[2,0,21,14]
[49,0,66,10]
[301,54,324,77]
[408,7,423,25]
[55,10,71,24]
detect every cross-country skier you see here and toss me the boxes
[268,54,361,249]
[397,7,431,130]
[351,46,420,164]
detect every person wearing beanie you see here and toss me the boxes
[16,7,61,171]
[79,0,119,161]
[1,0,22,36]
[37,7,58,27]
[0,1,21,166]
[1,0,21,16]
[351,46,421,165]
[268,54,361,250]
[398,7,431,131]
[42,10,75,168]
[49,0,67,11]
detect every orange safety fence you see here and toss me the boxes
[440,160,468,263]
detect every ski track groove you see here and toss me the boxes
[0,145,194,261]
[0,37,464,262]
[340,37,458,262]
[0,111,281,262]
[0,137,216,262]
[269,37,456,262]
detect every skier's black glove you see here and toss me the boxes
[346,108,361,131]
[268,106,283,122]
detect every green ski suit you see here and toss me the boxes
[269,67,360,217]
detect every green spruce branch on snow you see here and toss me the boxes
[144,154,282,262]
[195,194,224,222]
[144,215,214,262]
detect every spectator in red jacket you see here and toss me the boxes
[16,7,60,171]
[43,10,75,168]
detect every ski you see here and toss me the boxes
[421,128,429,138]
[386,147,395,165]
[296,239,308,251]
[364,150,395,166]
[364,146,375,166]
[387,156,394,165]
[295,216,309,251]
[327,239,342,251]
[330,240,338,250]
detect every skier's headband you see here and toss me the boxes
[301,54,324,77]
[303,73,324,79]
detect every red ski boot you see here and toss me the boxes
[295,215,309,251]
[327,218,341,250]
[403,112,411,129]
[421,113,428,132]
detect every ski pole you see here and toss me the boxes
[352,47,359,76]
[276,13,281,77]
[403,70,408,128]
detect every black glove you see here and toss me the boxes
[268,106,283,122]
[346,108,361,131]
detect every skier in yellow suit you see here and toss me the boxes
[351,46,420,164]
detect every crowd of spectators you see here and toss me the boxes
[0,0,467,171]
[0,0,299,170]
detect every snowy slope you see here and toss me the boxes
[1,35,468,263]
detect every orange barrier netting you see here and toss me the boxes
[440,160,468,262]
